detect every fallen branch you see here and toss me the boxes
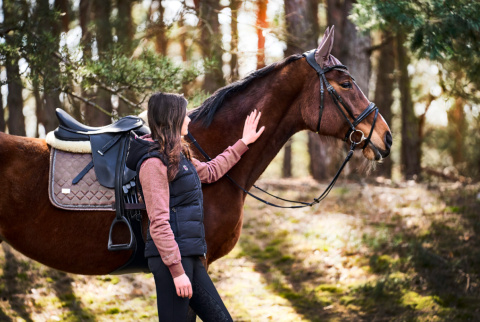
[422,167,471,183]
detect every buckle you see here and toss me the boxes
[349,129,366,145]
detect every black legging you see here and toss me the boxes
[148,256,233,322]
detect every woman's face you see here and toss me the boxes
[181,113,191,136]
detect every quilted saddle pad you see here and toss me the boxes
[49,148,115,211]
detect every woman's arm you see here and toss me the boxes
[192,140,248,183]
[139,158,184,278]
[192,109,264,183]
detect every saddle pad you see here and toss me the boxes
[49,148,115,211]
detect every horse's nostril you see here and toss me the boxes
[385,131,393,149]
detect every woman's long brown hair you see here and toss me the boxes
[147,92,191,181]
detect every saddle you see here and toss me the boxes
[48,109,150,262]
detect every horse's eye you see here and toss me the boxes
[340,82,352,89]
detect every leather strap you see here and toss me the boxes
[185,49,379,209]
[72,160,94,185]
[187,132,354,209]
[303,49,378,150]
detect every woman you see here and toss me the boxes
[136,92,264,321]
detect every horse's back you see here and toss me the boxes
[0,132,134,275]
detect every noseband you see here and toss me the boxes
[188,50,380,209]
[303,49,379,150]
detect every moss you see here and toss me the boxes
[279,290,301,300]
[275,255,294,264]
[334,187,350,196]
[339,295,355,305]
[315,284,344,294]
[16,272,28,281]
[369,254,396,273]
[389,271,407,281]
[400,291,437,311]
[105,307,120,314]
[445,206,462,213]
[314,295,333,306]
[110,276,120,285]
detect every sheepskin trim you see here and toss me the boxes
[138,110,148,126]
[46,131,92,153]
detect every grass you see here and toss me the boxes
[0,179,479,321]
[209,180,480,321]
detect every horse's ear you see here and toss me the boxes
[315,26,335,68]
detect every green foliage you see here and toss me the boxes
[352,0,480,101]
[81,46,201,101]
[0,2,203,115]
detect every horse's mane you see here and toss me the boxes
[190,54,303,127]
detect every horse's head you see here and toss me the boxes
[300,26,392,161]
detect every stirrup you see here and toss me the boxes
[107,215,136,251]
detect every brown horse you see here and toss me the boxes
[0,29,391,275]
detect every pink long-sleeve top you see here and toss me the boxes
[139,137,248,278]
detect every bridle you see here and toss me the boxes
[303,49,379,149]
[187,49,379,208]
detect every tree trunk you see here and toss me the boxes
[3,0,26,136]
[308,132,329,179]
[327,0,343,55]
[116,0,135,117]
[397,31,421,180]
[340,0,371,94]
[79,0,93,122]
[284,0,320,179]
[256,0,268,69]
[448,97,466,166]
[179,15,188,62]
[116,0,134,55]
[196,0,225,93]
[282,141,292,177]
[86,0,113,126]
[5,52,25,136]
[229,0,241,81]
[151,0,168,56]
[374,32,394,178]
[338,0,372,179]
[35,0,63,133]
[0,87,4,132]
[326,0,372,180]
[284,0,318,54]
[80,0,92,52]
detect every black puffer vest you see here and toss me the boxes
[126,137,207,258]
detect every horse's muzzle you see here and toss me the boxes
[372,131,392,160]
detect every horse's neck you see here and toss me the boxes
[191,60,308,191]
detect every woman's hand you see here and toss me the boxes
[173,273,193,299]
[241,110,265,145]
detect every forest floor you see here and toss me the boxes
[0,178,479,321]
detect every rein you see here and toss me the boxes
[187,49,379,209]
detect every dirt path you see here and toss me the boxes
[0,179,479,321]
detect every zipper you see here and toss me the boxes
[192,166,207,255]
[172,207,179,236]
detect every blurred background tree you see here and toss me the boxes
[352,0,480,179]
[0,0,479,181]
